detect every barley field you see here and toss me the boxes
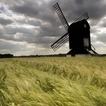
[0,57,106,106]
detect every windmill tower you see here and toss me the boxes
[51,3,98,57]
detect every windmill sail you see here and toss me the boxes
[53,3,69,31]
[51,33,69,51]
[74,12,89,23]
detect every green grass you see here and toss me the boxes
[0,57,106,106]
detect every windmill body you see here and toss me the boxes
[51,3,98,56]
[68,19,91,56]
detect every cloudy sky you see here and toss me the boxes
[0,0,106,56]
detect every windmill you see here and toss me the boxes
[51,3,98,57]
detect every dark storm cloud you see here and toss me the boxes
[0,17,13,25]
[0,0,106,55]
[10,2,39,17]
[28,19,41,26]
[75,0,84,4]
[9,0,56,23]
[6,0,65,43]
[49,0,106,25]
[8,0,106,32]
[4,0,106,26]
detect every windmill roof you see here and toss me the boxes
[70,19,90,29]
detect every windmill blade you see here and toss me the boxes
[53,3,69,31]
[74,12,89,23]
[51,32,69,51]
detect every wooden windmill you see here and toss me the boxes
[51,3,98,56]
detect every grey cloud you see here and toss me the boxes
[9,0,42,16]
[57,0,106,24]
[90,27,101,34]
[4,0,106,23]
[99,18,106,27]
[8,0,106,46]
[97,33,106,43]
[14,17,42,26]
[0,39,26,52]
[0,17,13,25]
[9,0,57,22]
[28,19,41,26]
[3,0,24,7]
[102,23,106,27]
[0,21,64,45]
[75,0,84,4]
[0,26,36,43]
[4,26,36,35]
[0,0,106,55]
[11,3,39,17]
[34,36,57,49]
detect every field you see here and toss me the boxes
[0,57,106,106]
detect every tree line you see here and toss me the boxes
[0,54,14,58]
